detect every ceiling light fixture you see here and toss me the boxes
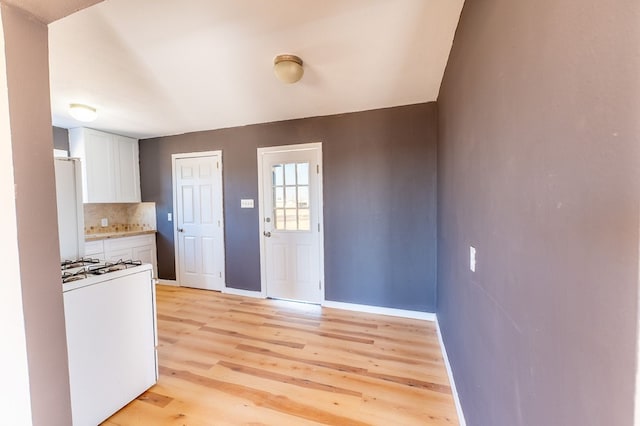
[69,103,97,122]
[273,54,304,84]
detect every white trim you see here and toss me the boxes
[171,151,225,291]
[256,142,325,302]
[436,317,467,426]
[223,286,265,299]
[156,279,178,287]
[635,225,640,426]
[321,300,436,321]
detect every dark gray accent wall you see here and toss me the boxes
[437,1,640,425]
[52,126,69,151]
[140,103,438,312]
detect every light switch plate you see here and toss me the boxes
[241,199,254,209]
[470,246,476,272]
[168,213,172,221]
[101,218,108,227]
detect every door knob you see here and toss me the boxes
[178,228,184,233]
[263,231,271,238]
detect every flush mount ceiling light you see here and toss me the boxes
[69,103,97,122]
[273,54,304,84]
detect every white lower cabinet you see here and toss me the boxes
[133,245,156,269]
[105,248,133,263]
[85,234,158,279]
[84,240,105,260]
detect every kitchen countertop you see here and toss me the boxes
[85,230,156,242]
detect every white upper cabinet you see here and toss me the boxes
[69,128,141,203]
[114,135,141,202]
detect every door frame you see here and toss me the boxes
[257,142,325,302]
[171,150,225,289]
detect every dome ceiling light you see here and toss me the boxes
[273,54,304,84]
[69,103,97,122]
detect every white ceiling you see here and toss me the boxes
[4,0,103,23]
[48,0,464,139]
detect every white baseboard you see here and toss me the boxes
[322,300,436,321]
[156,279,178,287]
[222,286,265,299]
[436,317,467,426]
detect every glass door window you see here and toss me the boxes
[272,162,310,231]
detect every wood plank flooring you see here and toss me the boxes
[102,285,459,425]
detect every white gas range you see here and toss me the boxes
[61,257,158,426]
[61,258,148,291]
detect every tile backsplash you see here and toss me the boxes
[84,202,157,235]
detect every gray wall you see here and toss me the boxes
[140,103,438,312]
[437,1,640,425]
[2,4,72,425]
[52,126,69,151]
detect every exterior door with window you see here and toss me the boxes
[259,144,323,303]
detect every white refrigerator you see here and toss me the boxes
[54,158,85,260]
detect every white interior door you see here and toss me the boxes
[174,153,225,290]
[259,144,324,304]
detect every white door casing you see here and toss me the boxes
[258,143,324,304]
[172,152,225,290]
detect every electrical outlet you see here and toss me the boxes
[470,246,476,272]
[101,218,108,227]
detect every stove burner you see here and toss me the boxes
[88,260,143,275]
[62,268,89,283]
[61,258,100,270]
[61,259,144,284]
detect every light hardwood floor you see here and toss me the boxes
[102,285,459,425]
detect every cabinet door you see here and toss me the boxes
[71,129,117,202]
[85,240,105,261]
[105,248,133,263]
[69,128,141,203]
[133,245,157,278]
[115,136,141,202]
